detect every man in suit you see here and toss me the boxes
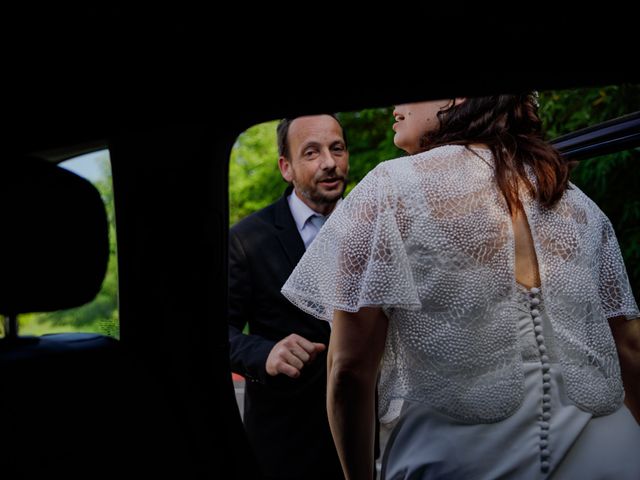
[228,114,349,480]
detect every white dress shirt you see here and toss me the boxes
[287,190,340,249]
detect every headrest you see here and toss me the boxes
[0,157,109,315]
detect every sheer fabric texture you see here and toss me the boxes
[281,145,639,423]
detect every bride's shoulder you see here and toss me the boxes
[368,154,416,177]
[353,145,470,198]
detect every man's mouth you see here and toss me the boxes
[318,177,342,186]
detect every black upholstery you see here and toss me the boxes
[0,153,225,479]
[0,158,122,478]
[0,157,108,316]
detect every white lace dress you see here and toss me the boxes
[379,284,640,479]
[282,145,640,479]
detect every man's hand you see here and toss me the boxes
[266,333,326,378]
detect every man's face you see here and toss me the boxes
[279,115,349,214]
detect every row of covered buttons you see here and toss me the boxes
[529,286,551,474]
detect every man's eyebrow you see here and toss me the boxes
[298,141,321,152]
[298,138,344,154]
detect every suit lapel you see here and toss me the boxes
[274,189,331,334]
[274,189,306,269]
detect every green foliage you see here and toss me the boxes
[538,85,640,138]
[229,120,285,226]
[19,153,120,338]
[336,108,404,192]
[539,84,640,299]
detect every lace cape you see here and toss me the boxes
[281,145,639,423]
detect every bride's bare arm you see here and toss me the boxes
[609,316,640,423]
[327,307,388,480]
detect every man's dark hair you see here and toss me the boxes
[276,114,347,158]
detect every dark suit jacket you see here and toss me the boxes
[228,188,344,480]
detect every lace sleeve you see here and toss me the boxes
[281,165,421,322]
[598,217,639,320]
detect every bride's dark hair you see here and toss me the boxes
[422,93,571,213]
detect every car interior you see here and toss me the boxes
[1,8,639,480]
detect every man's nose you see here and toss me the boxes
[320,149,337,169]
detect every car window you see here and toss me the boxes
[13,149,119,338]
[226,85,640,479]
